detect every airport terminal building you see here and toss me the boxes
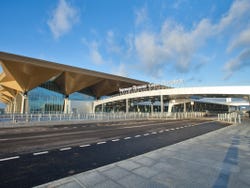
[0,52,250,115]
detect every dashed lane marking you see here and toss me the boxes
[144,133,149,136]
[59,147,71,151]
[165,129,169,131]
[97,141,106,145]
[176,127,180,130]
[80,144,90,148]
[124,137,131,140]
[0,139,8,141]
[112,139,120,142]
[159,130,164,133]
[0,156,20,162]
[33,151,49,156]
[170,128,175,131]
[135,135,141,138]
[151,132,157,135]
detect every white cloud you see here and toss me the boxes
[133,0,250,78]
[134,18,213,75]
[135,6,148,26]
[48,0,79,39]
[224,49,250,80]
[112,63,128,77]
[89,41,105,65]
[216,0,250,32]
[106,30,121,54]
[227,27,250,52]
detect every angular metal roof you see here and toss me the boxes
[0,52,147,103]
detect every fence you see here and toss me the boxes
[218,112,241,124]
[0,112,206,126]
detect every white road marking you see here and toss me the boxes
[176,127,180,130]
[33,151,48,156]
[134,135,141,138]
[0,139,8,141]
[80,144,90,148]
[97,141,106,145]
[170,128,175,131]
[124,137,131,140]
[151,132,157,134]
[165,129,169,131]
[144,133,149,136]
[0,156,20,162]
[112,139,120,142]
[73,127,77,129]
[159,130,164,133]
[59,147,71,151]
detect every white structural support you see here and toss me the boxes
[21,93,28,114]
[160,95,164,114]
[93,86,250,111]
[64,97,69,114]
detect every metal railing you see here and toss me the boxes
[218,112,242,124]
[0,112,206,126]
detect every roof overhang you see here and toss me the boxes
[0,51,147,102]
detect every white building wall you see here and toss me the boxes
[68,100,93,113]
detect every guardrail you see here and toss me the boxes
[218,112,242,124]
[0,112,206,126]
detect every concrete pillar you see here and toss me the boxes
[168,100,175,113]
[160,95,164,113]
[126,98,129,113]
[13,97,16,113]
[151,103,154,113]
[183,102,186,113]
[21,92,29,114]
[64,95,69,114]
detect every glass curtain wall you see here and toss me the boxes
[28,87,64,114]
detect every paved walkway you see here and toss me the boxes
[36,120,250,188]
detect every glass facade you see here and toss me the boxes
[28,82,95,113]
[28,87,64,113]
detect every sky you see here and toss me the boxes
[0,0,250,87]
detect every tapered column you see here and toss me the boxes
[160,95,164,113]
[21,92,29,114]
[64,95,69,114]
[168,100,175,113]
[126,98,129,113]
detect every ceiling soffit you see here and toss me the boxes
[91,80,133,98]
[54,72,103,96]
[0,64,23,92]
[1,60,61,92]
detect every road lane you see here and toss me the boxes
[0,120,229,187]
[0,119,209,157]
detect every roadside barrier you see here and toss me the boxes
[218,112,241,124]
[0,112,206,126]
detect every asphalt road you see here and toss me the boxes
[0,119,229,188]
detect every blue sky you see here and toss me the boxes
[0,0,250,87]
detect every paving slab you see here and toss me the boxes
[36,120,250,188]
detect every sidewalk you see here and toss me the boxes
[36,121,250,188]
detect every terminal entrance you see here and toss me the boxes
[95,96,230,114]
